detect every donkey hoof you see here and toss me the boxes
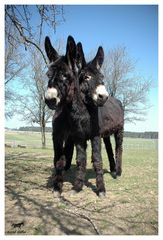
[110,171,117,179]
[98,191,106,198]
[116,169,122,176]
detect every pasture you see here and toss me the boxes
[5,131,158,235]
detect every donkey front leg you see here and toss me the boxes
[64,136,74,171]
[53,136,66,193]
[73,140,87,192]
[114,128,123,176]
[91,136,106,197]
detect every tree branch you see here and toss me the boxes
[5,8,48,66]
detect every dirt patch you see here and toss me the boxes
[5,147,158,235]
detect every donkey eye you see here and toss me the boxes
[85,75,92,81]
[46,70,53,79]
[46,72,51,78]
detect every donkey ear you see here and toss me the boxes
[91,46,104,70]
[45,36,59,63]
[76,42,86,70]
[65,35,76,70]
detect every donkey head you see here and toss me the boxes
[77,42,108,106]
[44,36,76,110]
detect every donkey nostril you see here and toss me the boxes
[98,94,108,103]
[98,94,104,99]
[105,95,108,100]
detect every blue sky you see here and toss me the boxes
[5,4,158,132]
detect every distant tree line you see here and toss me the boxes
[13,126,52,133]
[6,127,158,139]
[124,131,158,139]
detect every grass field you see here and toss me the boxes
[5,131,158,235]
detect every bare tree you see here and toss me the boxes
[5,5,65,145]
[5,25,27,119]
[5,43,26,85]
[102,46,152,122]
[17,49,53,148]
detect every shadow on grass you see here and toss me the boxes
[5,151,91,234]
[5,151,99,234]
[5,185,85,235]
[46,163,113,195]
[6,149,140,235]
[46,164,99,192]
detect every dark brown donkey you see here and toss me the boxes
[64,42,124,178]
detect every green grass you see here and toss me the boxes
[5,131,53,148]
[5,131,158,235]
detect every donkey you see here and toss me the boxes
[44,35,108,196]
[64,42,124,178]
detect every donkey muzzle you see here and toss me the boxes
[44,87,60,110]
[93,84,109,106]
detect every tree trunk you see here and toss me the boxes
[42,125,46,149]
[41,119,46,149]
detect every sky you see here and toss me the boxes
[5,4,158,132]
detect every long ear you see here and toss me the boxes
[65,35,76,70]
[45,36,59,63]
[91,46,104,70]
[76,42,86,70]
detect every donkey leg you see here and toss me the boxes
[91,136,106,196]
[103,136,116,178]
[64,136,74,171]
[53,136,65,193]
[73,141,87,192]
[114,128,123,176]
